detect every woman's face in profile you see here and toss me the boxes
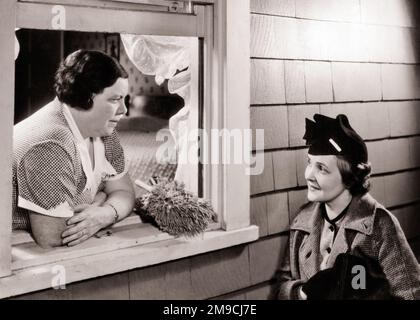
[84,77,129,137]
[305,154,347,203]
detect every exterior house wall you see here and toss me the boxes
[15,0,420,300]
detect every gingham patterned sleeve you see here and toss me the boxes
[102,130,126,181]
[16,141,78,218]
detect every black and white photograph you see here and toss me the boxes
[0,0,419,308]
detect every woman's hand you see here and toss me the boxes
[61,203,114,247]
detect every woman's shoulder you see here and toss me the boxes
[366,195,404,238]
[373,206,402,232]
[15,100,74,149]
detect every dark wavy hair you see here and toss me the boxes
[337,156,372,196]
[54,50,128,110]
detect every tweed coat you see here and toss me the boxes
[276,193,420,300]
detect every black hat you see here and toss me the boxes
[303,114,368,165]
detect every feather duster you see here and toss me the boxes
[134,179,218,237]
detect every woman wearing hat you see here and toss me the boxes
[276,114,420,300]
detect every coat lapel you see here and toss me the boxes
[293,202,324,280]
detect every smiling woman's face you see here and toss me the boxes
[305,154,347,203]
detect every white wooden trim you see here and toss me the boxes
[216,0,251,231]
[20,0,215,5]
[0,0,15,278]
[1,226,258,299]
[82,0,215,5]
[16,2,203,36]
[12,224,173,270]
[202,1,252,231]
[18,0,215,14]
[110,0,215,7]
[201,4,223,215]
[12,222,222,270]
[19,0,168,12]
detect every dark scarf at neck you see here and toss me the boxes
[321,201,351,240]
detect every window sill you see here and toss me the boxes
[2,221,258,299]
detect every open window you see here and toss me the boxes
[0,0,256,298]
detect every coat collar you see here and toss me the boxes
[291,193,381,236]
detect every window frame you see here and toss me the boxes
[0,0,255,298]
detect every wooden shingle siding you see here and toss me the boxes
[295,0,361,23]
[393,203,420,240]
[129,264,168,300]
[164,259,195,300]
[320,102,390,140]
[70,273,130,300]
[251,15,303,60]
[211,291,247,300]
[389,101,420,137]
[285,60,306,104]
[382,64,420,100]
[272,151,297,190]
[250,0,295,17]
[383,170,420,208]
[251,196,268,237]
[15,273,130,300]
[250,106,288,151]
[251,15,418,63]
[251,59,285,105]
[296,148,309,186]
[369,176,387,206]
[288,104,320,147]
[288,189,308,222]
[331,63,382,102]
[367,139,412,174]
[190,245,251,299]
[360,0,417,28]
[250,152,274,195]
[249,235,288,285]
[304,61,333,103]
[349,168,420,210]
[266,192,289,235]
[243,283,273,300]
[409,137,420,167]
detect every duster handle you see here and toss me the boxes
[135,179,153,192]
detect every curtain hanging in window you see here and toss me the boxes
[121,34,196,189]
[121,34,192,104]
[15,28,20,60]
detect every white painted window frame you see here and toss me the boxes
[0,0,255,298]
